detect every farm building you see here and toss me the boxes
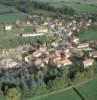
[21,33,44,37]
[77,42,89,49]
[4,24,13,31]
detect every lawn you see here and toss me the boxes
[76,78,97,100]
[79,29,97,41]
[33,88,81,100]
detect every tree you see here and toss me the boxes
[20,76,29,91]
[5,88,21,100]
[0,91,5,100]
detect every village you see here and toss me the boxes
[0,14,97,76]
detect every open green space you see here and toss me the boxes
[79,28,97,41]
[32,0,97,14]
[33,9,56,17]
[0,25,50,49]
[32,78,97,100]
[0,4,27,24]
[76,78,97,100]
[32,0,97,4]
[50,3,97,13]
[33,89,81,100]
[65,3,97,13]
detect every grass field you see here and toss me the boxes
[65,3,97,13]
[32,0,97,14]
[0,25,50,50]
[32,0,97,4]
[33,9,56,17]
[31,78,97,100]
[0,4,27,24]
[50,3,97,13]
[33,88,81,100]
[79,29,97,41]
[76,78,97,100]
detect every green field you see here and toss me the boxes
[79,29,97,41]
[76,78,97,100]
[33,89,81,100]
[50,3,97,13]
[33,9,56,17]
[0,25,51,50]
[0,4,27,24]
[32,78,97,100]
[65,3,97,13]
[32,0,97,4]
[32,0,97,14]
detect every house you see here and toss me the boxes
[72,20,77,24]
[43,57,49,64]
[77,42,89,49]
[64,49,71,58]
[83,59,94,69]
[4,25,13,31]
[24,54,33,63]
[90,51,97,58]
[72,37,79,44]
[60,59,72,66]
[53,56,61,64]
[51,42,59,48]
[35,25,48,33]
[33,51,43,58]
[71,48,84,58]
[26,21,31,25]
[55,49,62,57]
[89,41,97,49]
[67,31,73,36]
[35,58,44,69]
[0,58,18,69]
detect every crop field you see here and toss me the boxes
[50,3,97,13]
[0,4,27,24]
[0,25,50,50]
[32,0,97,14]
[76,78,97,100]
[65,3,97,13]
[33,9,56,17]
[33,89,81,100]
[32,78,97,100]
[79,29,97,41]
[32,0,97,4]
